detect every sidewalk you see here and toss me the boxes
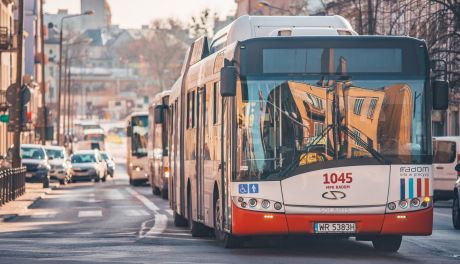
[0,182,59,222]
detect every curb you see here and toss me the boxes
[0,182,60,222]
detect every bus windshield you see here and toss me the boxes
[131,115,148,157]
[236,76,429,181]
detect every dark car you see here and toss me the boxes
[21,144,51,188]
[100,151,115,177]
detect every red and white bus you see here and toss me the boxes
[167,15,448,251]
[126,112,149,186]
[148,91,171,199]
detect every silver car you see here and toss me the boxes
[70,150,107,182]
[44,146,72,184]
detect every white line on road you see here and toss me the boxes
[31,213,57,219]
[166,209,174,216]
[125,187,159,212]
[125,187,167,239]
[78,210,103,218]
[125,209,150,217]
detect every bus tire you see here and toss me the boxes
[453,192,460,229]
[372,235,402,252]
[188,192,208,237]
[173,211,188,227]
[161,189,168,200]
[152,186,161,196]
[214,198,240,248]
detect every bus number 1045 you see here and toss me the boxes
[323,173,353,184]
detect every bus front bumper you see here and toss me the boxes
[231,203,433,236]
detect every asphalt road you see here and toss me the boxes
[0,160,459,263]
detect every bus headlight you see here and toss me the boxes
[399,200,409,209]
[261,200,270,209]
[248,198,257,207]
[411,198,421,207]
[163,167,169,178]
[387,202,396,210]
[274,202,283,210]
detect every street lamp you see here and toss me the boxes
[57,10,94,145]
[257,0,294,15]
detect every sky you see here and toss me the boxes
[44,0,237,28]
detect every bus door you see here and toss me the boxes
[221,96,234,231]
[196,87,206,220]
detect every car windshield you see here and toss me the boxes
[100,153,110,160]
[236,75,429,181]
[45,149,65,159]
[84,134,105,141]
[21,147,46,160]
[71,154,96,163]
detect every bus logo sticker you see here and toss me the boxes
[239,184,249,194]
[249,184,259,194]
[322,191,346,200]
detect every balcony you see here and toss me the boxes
[0,27,12,51]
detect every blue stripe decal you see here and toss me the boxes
[408,178,414,199]
[400,179,405,200]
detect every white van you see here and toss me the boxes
[433,136,460,200]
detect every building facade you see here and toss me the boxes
[80,0,111,30]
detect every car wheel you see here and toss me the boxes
[372,235,402,252]
[161,188,168,200]
[94,175,100,183]
[59,179,65,185]
[43,177,50,188]
[453,192,460,229]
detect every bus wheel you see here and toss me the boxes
[214,198,240,248]
[161,189,168,200]
[173,211,188,227]
[152,186,161,196]
[372,235,402,252]
[453,193,460,229]
[188,194,208,237]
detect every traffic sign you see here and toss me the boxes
[0,114,9,123]
[6,84,31,105]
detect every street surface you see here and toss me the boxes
[0,142,459,264]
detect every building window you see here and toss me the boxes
[314,122,324,137]
[367,98,378,119]
[353,98,364,115]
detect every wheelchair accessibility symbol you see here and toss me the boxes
[238,184,259,194]
[239,184,248,194]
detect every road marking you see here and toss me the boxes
[107,189,125,200]
[434,211,451,218]
[78,210,102,218]
[125,187,167,239]
[125,187,159,212]
[125,209,150,217]
[31,213,57,219]
[166,209,174,216]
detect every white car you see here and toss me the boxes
[70,150,107,182]
[44,146,72,185]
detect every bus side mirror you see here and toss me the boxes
[220,66,237,97]
[432,80,448,110]
[455,164,460,173]
[154,106,164,124]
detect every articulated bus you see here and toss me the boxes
[148,91,171,199]
[167,15,448,251]
[126,112,149,186]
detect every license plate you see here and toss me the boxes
[26,173,33,178]
[314,222,356,234]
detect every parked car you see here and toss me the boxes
[433,136,460,200]
[70,150,107,182]
[20,144,50,188]
[44,146,72,185]
[100,151,115,177]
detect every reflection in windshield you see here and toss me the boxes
[21,148,45,160]
[71,154,96,163]
[132,116,148,156]
[236,77,428,181]
[45,149,65,159]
